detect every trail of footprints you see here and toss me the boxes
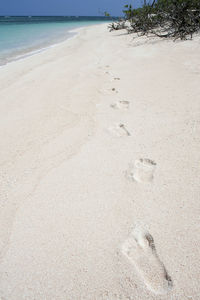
[0,65,173,300]
[104,65,173,295]
[109,99,131,137]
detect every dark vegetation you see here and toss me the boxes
[108,0,200,40]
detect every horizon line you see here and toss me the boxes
[0,15,120,17]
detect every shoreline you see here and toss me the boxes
[0,23,200,300]
[0,21,110,68]
[0,30,77,68]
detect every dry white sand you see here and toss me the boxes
[0,23,200,300]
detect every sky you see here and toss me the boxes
[0,0,141,17]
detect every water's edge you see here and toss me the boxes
[0,16,114,66]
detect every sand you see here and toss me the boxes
[0,23,200,300]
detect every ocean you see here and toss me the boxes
[0,16,113,66]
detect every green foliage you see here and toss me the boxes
[117,0,200,39]
[104,11,110,17]
[155,0,200,39]
[123,4,135,19]
[128,3,158,34]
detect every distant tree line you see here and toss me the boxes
[109,0,200,40]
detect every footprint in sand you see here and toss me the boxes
[111,100,130,110]
[127,158,156,183]
[108,124,131,137]
[121,225,173,295]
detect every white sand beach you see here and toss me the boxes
[0,23,200,299]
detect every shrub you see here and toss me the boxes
[110,0,200,40]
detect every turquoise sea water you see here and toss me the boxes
[0,16,112,65]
